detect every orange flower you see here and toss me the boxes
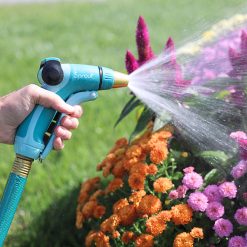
[82,201,98,218]
[130,162,149,175]
[126,144,143,159]
[147,164,158,175]
[93,205,106,219]
[121,231,135,244]
[123,157,139,171]
[100,214,120,233]
[77,191,89,205]
[190,227,204,239]
[113,198,129,214]
[75,211,85,229]
[128,173,146,190]
[89,189,105,201]
[129,190,146,206]
[117,204,137,226]
[157,210,172,222]
[105,178,123,193]
[150,142,168,164]
[146,215,167,236]
[135,234,154,247]
[112,161,126,178]
[102,162,113,177]
[171,204,193,225]
[173,232,194,247]
[112,231,120,239]
[85,231,111,247]
[137,195,162,216]
[80,177,100,194]
[153,177,173,193]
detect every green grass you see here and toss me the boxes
[0,0,246,246]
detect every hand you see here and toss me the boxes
[0,84,83,150]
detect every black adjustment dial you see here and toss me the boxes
[41,60,64,86]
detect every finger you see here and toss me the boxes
[53,137,64,150]
[55,126,72,140]
[60,116,79,130]
[28,84,75,115]
[70,105,83,118]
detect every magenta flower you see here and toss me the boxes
[231,160,247,179]
[169,190,178,200]
[234,207,247,226]
[206,202,225,221]
[182,171,203,190]
[176,185,188,198]
[188,192,208,212]
[183,166,195,174]
[125,50,139,74]
[218,181,237,199]
[213,218,233,238]
[230,131,247,160]
[228,236,247,247]
[203,185,222,202]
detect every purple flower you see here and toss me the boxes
[169,190,178,200]
[183,166,195,174]
[203,185,222,202]
[176,185,188,198]
[234,207,247,226]
[213,218,233,238]
[188,192,208,212]
[182,172,203,190]
[230,131,247,160]
[231,160,247,179]
[206,202,225,221]
[228,236,247,247]
[219,181,237,199]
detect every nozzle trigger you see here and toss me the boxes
[40,91,98,160]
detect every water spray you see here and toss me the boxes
[0,57,129,245]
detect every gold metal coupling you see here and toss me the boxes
[113,71,129,88]
[12,155,33,178]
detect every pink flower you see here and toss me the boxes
[228,236,247,247]
[203,185,222,202]
[125,50,139,74]
[188,192,208,212]
[169,190,178,200]
[182,171,203,190]
[231,160,247,179]
[206,202,225,221]
[213,218,233,238]
[219,181,237,199]
[183,166,194,174]
[230,131,247,160]
[176,185,188,198]
[234,207,247,226]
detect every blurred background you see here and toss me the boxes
[0,0,246,246]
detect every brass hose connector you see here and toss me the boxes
[12,155,33,178]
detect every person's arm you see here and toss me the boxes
[0,84,83,149]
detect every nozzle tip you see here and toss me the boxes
[113,71,129,88]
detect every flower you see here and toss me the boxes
[234,207,247,226]
[231,160,247,179]
[121,231,135,244]
[176,185,188,198]
[149,142,168,164]
[203,184,222,202]
[153,177,173,193]
[188,192,208,212]
[135,234,154,247]
[147,164,158,175]
[219,181,237,199]
[128,172,146,190]
[183,166,195,173]
[137,195,162,216]
[173,232,194,247]
[169,190,179,200]
[228,236,247,247]
[129,190,146,206]
[213,218,233,237]
[171,204,193,225]
[117,204,137,226]
[206,202,225,220]
[100,214,121,233]
[113,198,129,214]
[230,131,247,159]
[85,231,111,247]
[82,201,98,218]
[190,227,204,239]
[105,178,124,193]
[182,171,203,189]
[145,215,167,236]
[93,205,106,219]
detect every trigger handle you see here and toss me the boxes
[40,91,98,160]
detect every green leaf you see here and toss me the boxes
[204,168,225,185]
[129,108,153,141]
[114,95,141,127]
[197,150,228,165]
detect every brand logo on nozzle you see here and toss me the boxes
[73,71,94,80]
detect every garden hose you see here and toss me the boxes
[0,57,129,246]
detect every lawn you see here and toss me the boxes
[0,0,246,246]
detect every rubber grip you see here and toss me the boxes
[0,173,27,246]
